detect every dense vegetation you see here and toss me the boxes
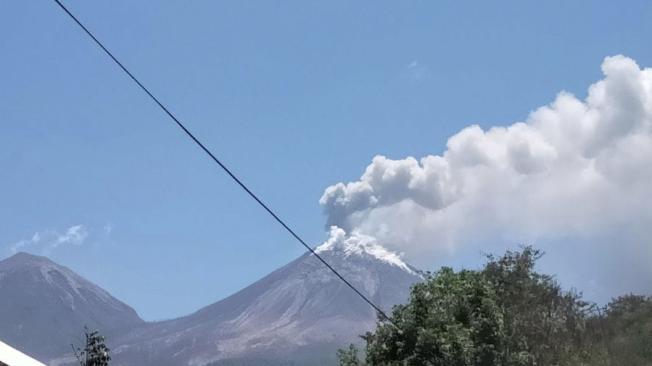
[338,247,652,366]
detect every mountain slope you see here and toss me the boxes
[0,252,143,360]
[107,238,421,366]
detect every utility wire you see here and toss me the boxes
[51,0,395,325]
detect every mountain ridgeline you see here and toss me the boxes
[0,252,143,360]
[0,241,421,366]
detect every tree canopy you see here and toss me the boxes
[340,247,652,366]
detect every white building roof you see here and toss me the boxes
[0,340,46,366]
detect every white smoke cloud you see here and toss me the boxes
[319,55,652,301]
[316,226,416,274]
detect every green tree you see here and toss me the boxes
[73,327,111,366]
[483,247,591,365]
[584,295,652,366]
[340,247,595,366]
[364,268,504,366]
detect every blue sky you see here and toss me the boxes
[2,1,651,320]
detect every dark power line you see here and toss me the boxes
[51,0,395,325]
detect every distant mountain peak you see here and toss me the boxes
[0,252,64,277]
[103,234,422,366]
[2,251,52,265]
[0,252,143,361]
[315,226,416,275]
[2,252,76,284]
[8,251,40,259]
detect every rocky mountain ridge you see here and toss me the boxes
[1,241,421,365]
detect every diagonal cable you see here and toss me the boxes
[51,0,395,325]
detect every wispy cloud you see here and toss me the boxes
[7,225,90,256]
[48,225,88,253]
[103,223,113,235]
[10,232,42,254]
[406,60,430,82]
